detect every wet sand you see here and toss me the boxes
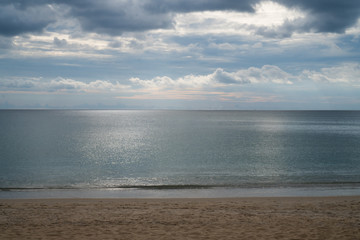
[1,196,360,239]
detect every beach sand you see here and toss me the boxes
[1,196,359,239]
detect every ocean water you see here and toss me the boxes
[1,110,360,198]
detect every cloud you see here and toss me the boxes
[0,2,56,36]
[0,0,281,38]
[256,0,360,38]
[277,0,360,33]
[46,78,128,93]
[121,63,360,106]
[130,63,360,96]
[217,66,295,84]
[129,73,214,89]
[0,77,128,93]
[58,0,360,37]
[212,69,247,84]
[302,63,360,84]
[130,65,295,90]
[2,64,359,109]
[0,77,38,89]
[143,0,259,13]
[53,37,67,48]
[2,63,358,95]
[0,1,258,37]
[59,0,173,36]
[0,36,14,49]
[62,0,360,38]
[2,0,360,38]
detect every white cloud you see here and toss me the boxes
[47,78,129,93]
[2,63,359,102]
[345,18,360,37]
[125,63,360,102]
[130,72,215,89]
[302,63,360,84]
[0,77,40,89]
[7,33,114,59]
[172,1,304,37]
[0,77,128,93]
[221,65,295,84]
[130,65,295,90]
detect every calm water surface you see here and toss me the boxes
[1,110,360,197]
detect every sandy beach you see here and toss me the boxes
[1,196,359,239]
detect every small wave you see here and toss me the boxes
[2,181,360,192]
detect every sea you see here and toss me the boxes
[1,110,360,198]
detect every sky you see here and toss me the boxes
[0,0,360,110]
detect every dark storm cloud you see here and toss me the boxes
[1,0,360,37]
[57,0,261,36]
[276,0,360,33]
[143,0,259,13]
[0,0,52,9]
[0,1,56,36]
[0,0,256,37]
[55,0,261,36]
[67,0,360,37]
[61,0,172,35]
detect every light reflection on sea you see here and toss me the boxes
[1,110,360,195]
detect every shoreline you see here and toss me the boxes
[1,196,359,239]
[1,184,360,199]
